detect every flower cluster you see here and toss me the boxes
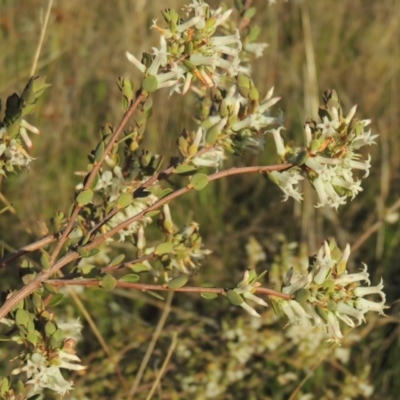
[143,204,212,278]
[126,1,241,95]
[226,269,269,318]
[177,80,283,169]
[269,89,378,209]
[4,317,85,397]
[0,77,50,175]
[271,240,387,344]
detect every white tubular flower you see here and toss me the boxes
[281,300,311,326]
[273,242,387,344]
[334,263,370,286]
[268,169,304,202]
[336,302,365,325]
[355,298,387,315]
[353,279,385,300]
[268,127,286,157]
[326,311,344,344]
[125,51,146,73]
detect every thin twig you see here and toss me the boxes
[128,291,174,399]
[145,331,178,400]
[0,234,57,268]
[48,94,145,266]
[44,279,292,300]
[86,163,292,248]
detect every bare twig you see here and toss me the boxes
[44,279,292,300]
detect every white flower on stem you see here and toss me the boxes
[268,169,304,202]
[281,300,311,326]
[274,242,387,344]
[336,302,365,326]
[311,174,347,209]
[326,311,344,344]
[355,298,387,315]
[334,263,370,286]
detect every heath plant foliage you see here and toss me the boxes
[0,0,387,398]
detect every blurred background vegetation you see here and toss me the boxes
[0,0,399,399]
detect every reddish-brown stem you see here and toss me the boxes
[48,94,145,267]
[86,163,292,248]
[0,162,291,319]
[45,279,292,300]
[0,234,57,268]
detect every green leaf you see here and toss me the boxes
[130,263,150,273]
[155,242,174,256]
[226,289,243,305]
[0,377,10,395]
[119,274,140,283]
[142,76,158,93]
[201,292,218,300]
[145,290,165,301]
[40,253,50,269]
[109,254,126,267]
[76,190,93,206]
[78,248,99,258]
[80,264,97,275]
[244,7,256,19]
[166,276,188,289]
[99,274,117,291]
[45,321,57,336]
[48,293,64,307]
[145,210,160,218]
[158,188,173,199]
[94,141,105,162]
[43,282,59,295]
[0,336,12,342]
[294,288,310,303]
[190,173,209,191]
[174,164,197,175]
[116,193,132,209]
[15,309,30,326]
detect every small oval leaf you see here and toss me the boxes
[142,76,158,93]
[99,274,117,291]
[158,188,173,199]
[40,253,50,270]
[190,173,209,191]
[45,321,57,336]
[43,282,59,295]
[201,292,218,300]
[76,190,93,206]
[130,263,150,273]
[166,276,188,289]
[109,254,126,267]
[145,210,160,218]
[15,309,30,326]
[145,290,165,301]
[48,293,64,307]
[155,242,174,256]
[226,289,243,305]
[116,193,132,209]
[119,274,140,283]
[174,164,197,175]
